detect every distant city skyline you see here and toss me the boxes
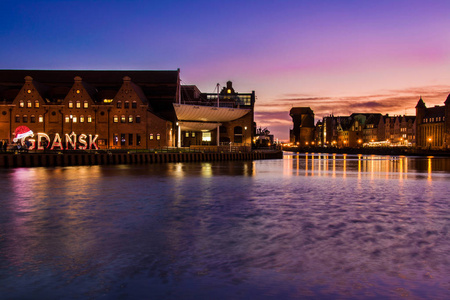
[1,0,450,141]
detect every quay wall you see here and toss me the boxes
[0,151,283,168]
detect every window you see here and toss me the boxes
[65,115,70,123]
[234,126,243,143]
[124,101,129,109]
[84,101,89,108]
[136,115,141,123]
[157,134,161,140]
[202,132,211,142]
[19,100,24,108]
[121,134,126,146]
[113,115,118,123]
[76,101,81,108]
[132,101,137,109]
[80,115,85,123]
[136,134,141,146]
[72,116,77,123]
[149,134,154,140]
[69,101,73,108]
[192,132,196,137]
[113,134,119,145]
[15,115,20,122]
[87,115,92,123]
[121,115,126,123]
[38,115,43,123]
[128,134,133,145]
[27,101,32,108]
[23,115,28,123]
[185,132,189,137]
[35,100,40,108]
[117,101,122,108]
[128,115,133,123]
[30,115,35,123]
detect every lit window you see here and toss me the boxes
[39,115,43,123]
[192,132,195,137]
[72,116,77,123]
[149,134,154,140]
[76,101,81,108]
[103,99,113,103]
[30,115,35,123]
[128,115,133,123]
[121,115,126,123]
[80,115,85,123]
[185,132,189,137]
[65,115,70,123]
[157,134,161,140]
[76,89,80,94]
[68,101,73,108]
[117,101,122,108]
[136,115,141,123]
[227,89,231,94]
[202,132,211,142]
[27,101,32,108]
[113,115,118,123]
[113,134,118,145]
[15,115,20,122]
[121,134,126,146]
[84,101,89,108]
[27,89,32,94]
[87,115,92,123]
[35,100,39,108]
[19,100,24,108]
[23,115,28,123]
[132,101,137,109]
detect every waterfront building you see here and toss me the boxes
[175,81,255,148]
[415,95,449,149]
[289,107,315,146]
[0,71,255,150]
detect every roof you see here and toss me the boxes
[424,106,445,119]
[0,69,179,111]
[290,107,314,116]
[173,103,250,122]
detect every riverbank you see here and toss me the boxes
[0,150,283,168]
[283,146,450,157]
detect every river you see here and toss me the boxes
[0,153,449,299]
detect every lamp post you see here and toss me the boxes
[428,137,432,150]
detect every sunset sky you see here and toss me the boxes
[1,0,449,141]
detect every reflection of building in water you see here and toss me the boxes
[415,95,450,149]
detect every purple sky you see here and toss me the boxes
[1,0,450,141]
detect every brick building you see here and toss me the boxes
[0,70,255,150]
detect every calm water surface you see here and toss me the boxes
[0,153,449,299]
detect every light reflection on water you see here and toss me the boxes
[0,154,449,299]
